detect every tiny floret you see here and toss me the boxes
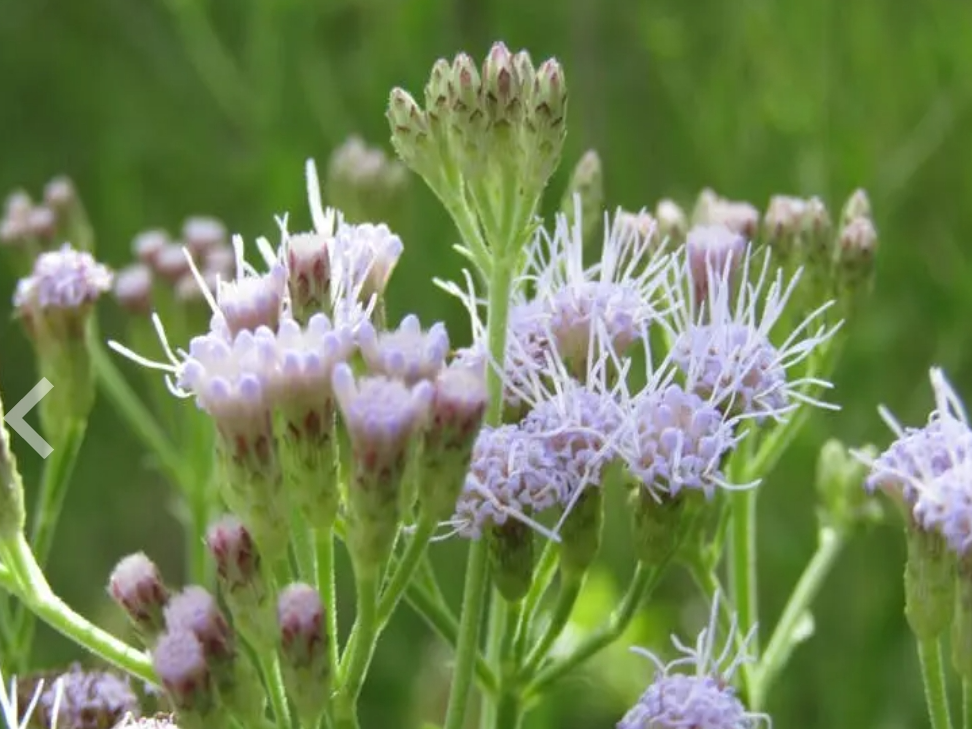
[358,314,450,385]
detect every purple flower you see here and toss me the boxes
[620,382,743,499]
[358,314,450,385]
[37,665,140,729]
[452,424,566,540]
[619,595,767,729]
[108,553,169,636]
[151,631,212,713]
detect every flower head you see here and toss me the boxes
[619,595,768,729]
[151,631,212,714]
[667,246,840,422]
[14,244,112,340]
[205,235,289,338]
[451,424,565,540]
[358,314,450,385]
[36,665,139,729]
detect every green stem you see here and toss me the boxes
[443,541,488,729]
[258,654,293,729]
[403,581,497,694]
[729,487,758,698]
[513,541,559,663]
[334,571,379,728]
[479,591,510,729]
[444,251,515,729]
[9,421,86,668]
[92,343,192,489]
[378,516,436,626]
[917,638,953,729]
[752,526,846,708]
[316,528,340,681]
[963,679,972,729]
[521,574,582,679]
[291,510,317,584]
[494,692,521,729]
[187,484,211,585]
[0,535,155,684]
[526,561,662,698]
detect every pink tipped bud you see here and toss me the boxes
[164,586,235,664]
[43,176,76,212]
[205,515,261,591]
[655,199,688,246]
[204,245,236,278]
[114,264,154,315]
[183,216,227,256]
[108,553,170,638]
[175,269,218,305]
[286,232,331,320]
[686,224,746,309]
[132,230,170,266]
[26,205,57,239]
[152,630,214,714]
[277,583,330,723]
[153,243,191,283]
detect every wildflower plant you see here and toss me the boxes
[0,40,888,729]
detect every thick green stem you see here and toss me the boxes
[316,528,339,680]
[729,487,758,698]
[526,562,662,697]
[334,571,379,728]
[752,526,845,708]
[403,581,497,694]
[521,574,582,679]
[378,516,437,625]
[918,638,954,729]
[0,535,155,684]
[444,253,514,729]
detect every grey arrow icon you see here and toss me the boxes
[3,378,53,459]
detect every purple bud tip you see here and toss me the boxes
[114,264,154,315]
[108,552,169,628]
[153,243,192,283]
[132,230,170,265]
[43,176,76,211]
[182,216,227,255]
[277,583,325,667]
[205,515,260,589]
[164,586,234,662]
[152,630,211,711]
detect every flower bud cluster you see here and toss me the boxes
[1,177,92,261]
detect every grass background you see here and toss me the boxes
[3,0,972,726]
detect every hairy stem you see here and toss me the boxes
[918,638,953,729]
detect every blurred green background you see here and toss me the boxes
[3,0,972,726]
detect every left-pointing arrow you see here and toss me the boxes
[3,378,54,459]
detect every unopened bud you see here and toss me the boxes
[655,199,688,247]
[693,188,759,239]
[133,230,170,266]
[43,176,76,213]
[816,439,880,530]
[164,587,235,666]
[763,195,807,262]
[528,58,567,185]
[839,188,872,228]
[26,205,57,240]
[109,552,170,641]
[153,243,191,284]
[387,88,437,182]
[630,488,700,567]
[204,245,235,279]
[152,630,216,722]
[686,224,745,309]
[182,216,227,257]
[286,233,331,321]
[482,42,522,128]
[419,363,487,522]
[114,264,154,315]
[14,245,113,435]
[559,151,603,251]
[277,583,330,725]
[0,390,26,543]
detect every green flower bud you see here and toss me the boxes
[278,584,331,726]
[326,136,408,224]
[815,439,881,530]
[904,524,954,641]
[839,188,872,229]
[0,389,26,543]
[487,518,535,602]
[693,188,759,240]
[387,88,437,182]
[558,486,603,579]
[559,150,604,252]
[482,42,523,129]
[834,215,878,300]
[527,58,568,188]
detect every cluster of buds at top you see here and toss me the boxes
[325,135,409,224]
[388,41,568,262]
[0,177,93,269]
